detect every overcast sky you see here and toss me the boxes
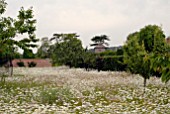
[5,0,170,47]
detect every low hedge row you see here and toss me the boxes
[101,56,126,71]
[70,55,126,72]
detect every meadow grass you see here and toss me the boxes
[0,66,169,113]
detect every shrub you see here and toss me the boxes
[28,61,36,67]
[99,50,116,56]
[101,56,126,71]
[17,61,25,67]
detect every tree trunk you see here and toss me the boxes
[143,77,147,94]
[9,58,13,77]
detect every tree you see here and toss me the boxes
[150,46,170,83]
[127,32,139,41]
[139,25,166,53]
[0,0,38,76]
[90,35,110,46]
[124,24,169,89]
[13,48,22,59]
[123,32,151,90]
[81,48,96,71]
[23,49,35,58]
[50,33,84,67]
[36,37,51,58]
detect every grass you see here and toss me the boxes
[0,66,169,113]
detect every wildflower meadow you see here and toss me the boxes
[0,67,169,113]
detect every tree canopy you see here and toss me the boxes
[49,33,83,67]
[90,35,110,46]
[0,0,38,61]
[36,37,51,58]
[139,25,166,53]
[124,24,170,86]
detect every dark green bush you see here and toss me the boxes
[17,61,25,67]
[99,50,116,56]
[72,51,126,71]
[101,56,126,71]
[28,61,36,67]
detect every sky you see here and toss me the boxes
[4,0,170,48]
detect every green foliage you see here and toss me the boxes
[96,49,125,71]
[13,51,22,59]
[0,74,6,83]
[0,0,38,63]
[124,40,151,78]
[39,87,73,105]
[123,29,150,88]
[116,48,124,55]
[16,60,37,68]
[124,24,170,84]
[90,35,110,46]
[28,61,36,67]
[0,54,8,66]
[23,49,35,58]
[139,25,166,53]
[99,50,116,56]
[17,61,25,67]
[79,48,125,71]
[36,37,51,58]
[102,55,125,71]
[50,33,84,67]
[151,53,170,83]
[0,0,7,14]
[127,32,139,41]
[81,50,96,70]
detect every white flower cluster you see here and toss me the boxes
[0,67,169,113]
